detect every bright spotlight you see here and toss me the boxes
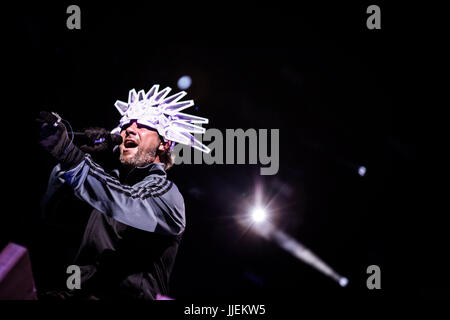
[238,185,349,288]
[177,75,192,90]
[358,166,366,177]
[339,277,349,287]
[251,208,267,223]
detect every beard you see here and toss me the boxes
[119,145,157,168]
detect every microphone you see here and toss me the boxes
[45,112,123,146]
[72,132,123,145]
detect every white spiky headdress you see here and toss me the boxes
[111,84,210,153]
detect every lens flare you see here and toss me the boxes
[251,207,267,223]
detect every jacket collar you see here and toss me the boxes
[118,162,166,185]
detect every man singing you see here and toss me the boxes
[36,85,210,300]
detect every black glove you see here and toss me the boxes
[79,127,121,171]
[35,111,85,170]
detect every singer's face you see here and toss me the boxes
[119,120,161,168]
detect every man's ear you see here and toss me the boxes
[158,140,171,152]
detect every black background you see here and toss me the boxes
[1,0,447,307]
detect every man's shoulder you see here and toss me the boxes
[140,174,184,201]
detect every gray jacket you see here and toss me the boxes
[42,154,186,299]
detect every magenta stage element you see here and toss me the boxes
[0,243,37,300]
[156,293,174,300]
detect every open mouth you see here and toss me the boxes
[124,140,138,148]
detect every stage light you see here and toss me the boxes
[177,75,192,90]
[251,207,267,223]
[237,185,349,288]
[339,277,349,287]
[358,166,366,177]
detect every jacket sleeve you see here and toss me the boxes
[61,154,185,236]
[40,164,71,220]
